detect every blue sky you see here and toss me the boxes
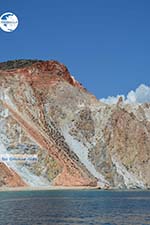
[0,0,150,99]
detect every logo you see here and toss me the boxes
[0,154,38,163]
[0,12,18,32]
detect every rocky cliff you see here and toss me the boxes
[0,60,149,189]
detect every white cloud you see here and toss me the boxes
[101,84,150,104]
[101,95,125,104]
[126,84,150,103]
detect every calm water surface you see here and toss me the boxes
[0,190,150,225]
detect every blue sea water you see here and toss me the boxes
[0,190,150,225]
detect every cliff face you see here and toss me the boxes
[0,162,26,187]
[0,60,149,189]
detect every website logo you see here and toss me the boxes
[0,154,38,163]
[0,12,18,32]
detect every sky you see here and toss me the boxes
[0,0,150,99]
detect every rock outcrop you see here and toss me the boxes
[0,60,149,189]
[0,162,26,187]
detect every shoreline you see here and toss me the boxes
[0,185,101,192]
[0,186,149,192]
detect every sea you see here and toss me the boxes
[0,190,150,225]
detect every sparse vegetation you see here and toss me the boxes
[0,59,43,70]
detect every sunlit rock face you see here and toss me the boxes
[0,162,26,187]
[0,60,149,189]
